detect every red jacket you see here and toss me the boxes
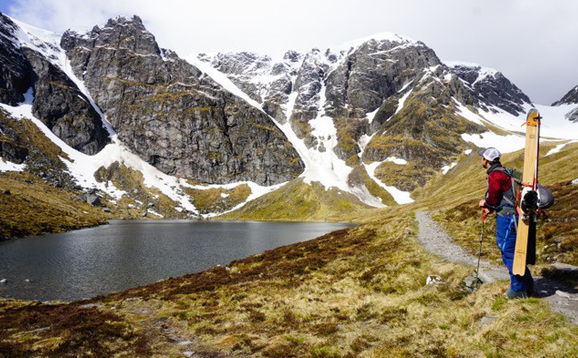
[485,167,512,211]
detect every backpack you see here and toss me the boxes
[495,167,554,211]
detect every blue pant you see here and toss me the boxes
[496,213,533,292]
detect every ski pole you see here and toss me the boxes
[475,211,487,282]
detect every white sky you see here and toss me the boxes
[3,0,577,105]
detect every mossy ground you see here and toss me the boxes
[2,210,576,357]
[418,141,578,268]
[218,179,377,222]
[184,184,251,215]
[0,171,109,239]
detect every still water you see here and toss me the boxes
[0,220,353,301]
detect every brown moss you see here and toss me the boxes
[0,172,109,239]
[184,184,251,214]
[0,300,151,357]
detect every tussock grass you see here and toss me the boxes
[0,171,108,239]
[219,179,379,222]
[419,141,578,266]
[1,209,564,357]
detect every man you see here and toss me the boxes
[478,147,534,299]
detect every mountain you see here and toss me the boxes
[1,13,577,236]
[199,35,535,194]
[552,85,578,122]
[553,85,578,106]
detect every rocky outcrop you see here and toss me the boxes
[201,50,302,124]
[449,63,532,115]
[0,109,78,189]
[61,16,303,185]
[0,108,28,163]
[552,86,578,122]
[325,38,441,117]
[0,13,32,105]
[553,85,578,106]
[0,13,109,154]
[22,48,110,155]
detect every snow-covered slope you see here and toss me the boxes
[0,16,287,218]
[195,33,578,205]
[2,15,577,215]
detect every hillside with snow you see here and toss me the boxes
[1,13,578,232]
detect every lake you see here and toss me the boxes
[0,220,353,302]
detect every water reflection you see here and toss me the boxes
[0,220,353,301]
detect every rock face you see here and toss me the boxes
[553,85,578,106]
[23,48,110,155]
[0,13,109,155]
[0,13,32,105]
[61,16,303,185]
[449,63,532,115]
[553,85,578,123]
[202,35,520,189]
[0,108,28,164]
[0,109,78,189]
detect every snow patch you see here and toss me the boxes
[147,209,164,218]
[464,149,472,155]
[441,162,457,175]
[395,89,413,115]
[461,132,526,154]
[546,142,570,156]
[336,32,417,54]
[445,61,499,86]
[185,55,266,114]
[456,97,578,141]
[366,107,380,124]
[364,162,414,204]
[0,159,26,172]
[385,157,407,165]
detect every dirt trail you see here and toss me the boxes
[415,211,578,324]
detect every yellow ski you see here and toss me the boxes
[512,109,541,276]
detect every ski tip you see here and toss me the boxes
[527,108,540,118]
[526,108,541,126]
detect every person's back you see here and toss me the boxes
[478,147,533,299]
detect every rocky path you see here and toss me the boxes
[415,211,578,324]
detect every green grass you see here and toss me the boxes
[219,179,379,222]
[4,209,575,357]
[418,141,578,267]
[0,171,109,239]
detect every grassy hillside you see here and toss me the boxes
[416,141,578,266]
[219,179,381,223]
[2,209,577,357]
[2,111,578,356]
[0,171,110,239]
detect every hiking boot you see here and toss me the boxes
[505,288,528,299]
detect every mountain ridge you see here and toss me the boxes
[1,12,578,230]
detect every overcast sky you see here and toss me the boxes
[1,0,576,105]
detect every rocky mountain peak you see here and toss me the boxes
[105,15,146,29]
[61,14,160,57]
[283,50,302,62]
[447,62,531,115]
[59,16,303,185]
[553,85,578,106]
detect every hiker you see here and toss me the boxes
[478,147,534,299]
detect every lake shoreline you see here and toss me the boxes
[0,220,354,302]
